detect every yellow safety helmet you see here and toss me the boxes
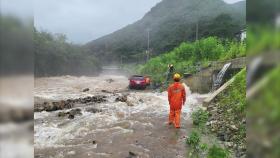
[173,73,181,80]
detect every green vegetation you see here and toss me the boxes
[185,69,246,158]
[247,65,280,158]
[247,26,280,56]
[0,16,33,75]
[187,107,230,158]
[34,29,101,76]
[87,0,245,63]
[186,130,201,149]
[186,128,230,158]
[219,68,246,113]
[138,37,245,83]
[208,145,229,158]
[191,108,209,129]
[186,130,205,158]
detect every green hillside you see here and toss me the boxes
[86,0,246,64]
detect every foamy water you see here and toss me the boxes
[34,75,207,157]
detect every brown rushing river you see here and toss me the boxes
[34,74,208,158]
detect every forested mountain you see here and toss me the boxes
[86,0,246,64]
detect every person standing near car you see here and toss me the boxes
[167,73,186,128]
[166,64,174,86]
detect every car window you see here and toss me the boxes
[131,76,144,80]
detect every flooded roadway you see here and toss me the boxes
[34,74,208,158]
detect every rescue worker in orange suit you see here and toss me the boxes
[168,73,186,128]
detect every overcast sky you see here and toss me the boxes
[1,0,244,44]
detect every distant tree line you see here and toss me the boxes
[34,29,101,77]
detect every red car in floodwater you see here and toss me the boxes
[129,75,150,89]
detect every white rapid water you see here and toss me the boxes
[34,75,208,158]
[213,63,232,89]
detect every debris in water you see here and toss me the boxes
[82,88,90,92]
[85,107,102,113]
[58,112,66,117]
[127,151,137,158]
[35,96,107,112]
[69,108,82,116]
[115,94,128,102]
[126,101,134,107]
[34,100,74,112]
[106,79,114,83]
[92,140,96,144]
[58,108,82,119]
[101,90,111,93]
[68,114,75,119]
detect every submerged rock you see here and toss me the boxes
[101,90,111,93]
[85,107,102,113]
[58,108,82,119]
[127,151,137,158]
[68,114,75,119]
[115,95,128,102]
[58,112,66,117]
[82,88,90,92]
[69,108,82,116]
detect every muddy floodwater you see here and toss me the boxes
[34,74,208,158]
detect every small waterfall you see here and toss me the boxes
[213,63,232,90]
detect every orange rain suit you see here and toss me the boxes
[168,82,186,128]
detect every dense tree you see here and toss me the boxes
[34,29,101,77]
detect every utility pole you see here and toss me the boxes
[146,28,150,63]
[196,22,199,41]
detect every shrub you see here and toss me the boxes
[200,143,209,151]
[208,145,230,158]
[186,130,201,148]
[191,108,209,127]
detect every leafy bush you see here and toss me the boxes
[208,145,229,158]
[186,130,201,148]
[200,143,209,151]
[191,108,209,127]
